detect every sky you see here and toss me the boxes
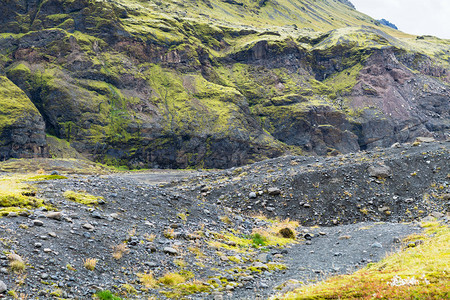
[350,0,450,39]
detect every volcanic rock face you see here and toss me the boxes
[0,76,48,160]
[0,0,448,167]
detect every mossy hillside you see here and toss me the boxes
[117,0,385,34]
[47,134,87,159]
[6,62,141,147]
[0,76,41,137]
[144,64,260,138]
[0,0,448,167]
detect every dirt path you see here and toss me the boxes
[102,169,198,185]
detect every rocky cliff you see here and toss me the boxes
[0,0,448,168]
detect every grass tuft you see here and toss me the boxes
[83,258,98,271]
[94,290,122,300]
[138,272,157,288]
[112,243,129,260]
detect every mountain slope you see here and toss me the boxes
[0,0,448,168]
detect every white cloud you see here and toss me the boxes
[350,0,450,39]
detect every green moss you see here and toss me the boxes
[0,175,54,217]
[63,190,104,206]
[160,281,211,298]
[25,175,68,181]
[0,75,40,136]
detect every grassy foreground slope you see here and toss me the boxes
[274,222,449,300]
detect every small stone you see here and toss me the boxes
[304,233,314,240]
[82,223,94,231]
[33,220,44,227]
[144,261,158,268]
[8,212,18,217]
[163,247,178,255]
[249,192,257,199]
[110,213,119,219]
[415,137,435,143]
[43,248,52,253]
[267,187,281,195]
[213,293,224,300]
[91,211,102,219]
[41,273,49,279]
[253,262,269,271]
[371,242,383,249]
[378,206,390,213]
[368,163,392,178]
[240,275,253,281]
[303,203,311,208]
[7,254,23,263]
[257,253,272,263]
[34,243,42,248]
[46,212,62,220]
[421,216,435,223]
[319,231,326,236]
[50,171,59,175]
[431,212,444,219]
[0,280,7,293]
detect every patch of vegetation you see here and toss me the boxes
[0,75,40,134]
[160,281,211,298]
[94,290,122,300]
[161,274,183,286]
[9,259,26,274]
[208,217,298,253]
[25,174,68,181]
[137,272,157,288]
[0,175,53,216]
[63,190,104,206]
[112,243,129,260]
[250,233,267,247]
[83,258,98,271]
[275,222,450,299]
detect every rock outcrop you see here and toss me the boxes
[0,76,48,160]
